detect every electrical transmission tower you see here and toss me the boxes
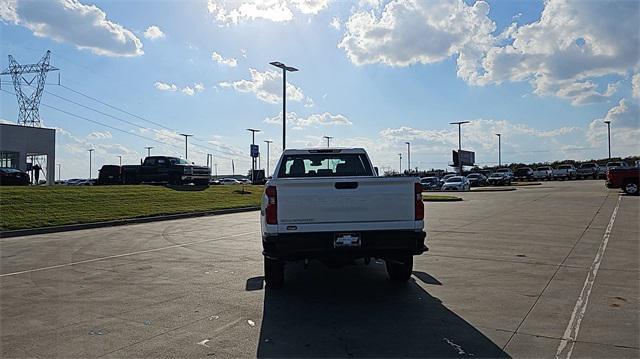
[1,50,58,127]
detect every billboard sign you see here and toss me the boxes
[250,144,259,158]
[452,150,475,166]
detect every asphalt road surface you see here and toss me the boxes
[1,180,638,358]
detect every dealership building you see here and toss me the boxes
[0,123,56,185]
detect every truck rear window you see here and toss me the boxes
[277,153,373,178]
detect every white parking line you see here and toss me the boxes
[0,231,259,278]
[555,195,621,359]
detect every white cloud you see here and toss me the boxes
[1,0,143,57]
[182,86,195,96]
[220,68,307,104]
[86,131,112,139]
[329,16,340,30]
[240,48,247,58]
[211,51,238,67]
[339,0,495,67]
[143,25,165,40]
[586,99,640,153]
[155,81,204,95]
[264,111,352,128]
[154,81,177,92]
[468,0,639,105]
[339,0,639,106]
[206,0,328,25]
[632,73,640,99]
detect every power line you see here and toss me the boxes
[0,88,247,163]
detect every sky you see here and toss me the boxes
[1,0,639,179]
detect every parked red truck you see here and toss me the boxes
[606,167,639,195]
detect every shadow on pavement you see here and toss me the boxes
[255,261,510,358]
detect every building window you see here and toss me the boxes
[0,151,19,168]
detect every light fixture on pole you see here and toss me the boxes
[264,140,273,177]
[144,146,154,157]
[398,153,403,174]
[450,121,470,175]
[179,134,193,160]
[405,142,411,174]
[604,120,611,159]
[88,149,94,179]
[323,135,333,148]
[269,61,298,151]
[247,128,260,183]
[495,133,501,167]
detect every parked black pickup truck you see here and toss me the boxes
[121,156,210,186]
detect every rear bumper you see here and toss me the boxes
[262,230,427,261]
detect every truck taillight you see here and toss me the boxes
[265,186,278,224]
[415,182,424,220]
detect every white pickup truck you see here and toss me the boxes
[260,148,427,288]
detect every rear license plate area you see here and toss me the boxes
[334,233,361,248]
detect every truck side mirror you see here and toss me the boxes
[374,167,379,176]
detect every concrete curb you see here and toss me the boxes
[513,182,542,186]
[470,187,517,192]
[422,196,463,202]
[0,206,260,239]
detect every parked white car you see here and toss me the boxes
[260,148,427,288]
[441,176,470,191]
[495,168,514,180]
[533,166,553,180]
[553,164,577,180]
[218,178,241,185]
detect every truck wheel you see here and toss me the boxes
[264,257,284,288]
[386,255,413,282]
[623,180,639,195]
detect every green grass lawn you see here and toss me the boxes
[422,194,462,202]
[0,185,263,231]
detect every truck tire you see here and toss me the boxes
[264,257,284,288]
[623,180,639,195]
[386,255,413,282]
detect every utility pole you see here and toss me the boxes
[88,149,94,179]
[604,120,611,159]
[323,135,333,148]
[117,155,122,166]
[264,140,273,177]
[398,153,403,174]
[270,61,298,151]
[495,133,501,167]
[179,134,193,160]
[247,128,260,183]
[450,121,470,175]
[405,142,411,174]
[57,163,61,182]
[144,146,154,157]
[214,163,218,178]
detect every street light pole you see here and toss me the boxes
[247,128,260,183]
[88,149,94,179]
[604,120,611,159]
[264,140,273,177]
[117,155,122,166]
[270,61,298,151]
[323,135,333,148]
[450,121,470,175]
[144,146,154,157]
[405,142,411,174]
[57,163,61,182]
[179,134,193,160]
[398,153,403,174]
[495,133,501,167]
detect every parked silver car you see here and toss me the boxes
[442,176,470,191]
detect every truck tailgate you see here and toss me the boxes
[277,177,415,225]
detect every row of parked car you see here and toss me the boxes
[419,161,631,192]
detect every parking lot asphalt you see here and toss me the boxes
[1,180,638,358]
